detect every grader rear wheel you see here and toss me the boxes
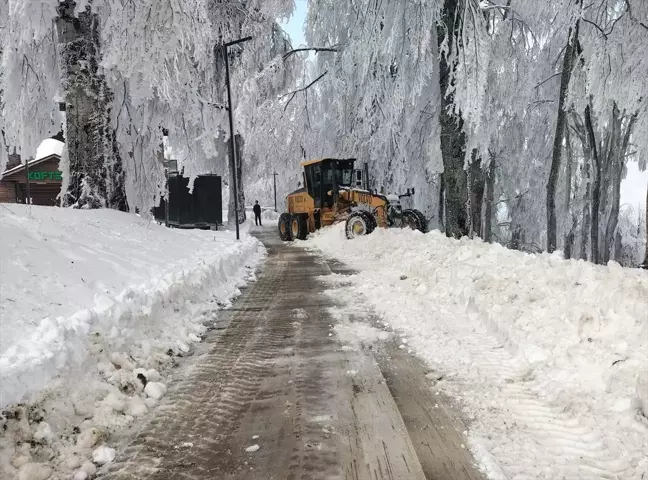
[290,214,309,240]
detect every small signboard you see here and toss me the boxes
[29,171,63,181]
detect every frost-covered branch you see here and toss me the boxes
[282,46,339,60]
[534,71,564,89]
[280,70,328,110]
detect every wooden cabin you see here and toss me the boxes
[0,154,63,206]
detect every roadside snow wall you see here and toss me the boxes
[0,205,264,408]
[306,224,648,479]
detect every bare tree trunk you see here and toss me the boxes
[643,186,648,269]
[597,106,617,262]
[580,157,591,261]
[483,151,495,243]
[438,174,446,233]
[57,0,127,210]
[604,111,636,263]
[438,0,469,239]
[584,104,602,264]
[564,126,576,259]
[602,164,620,264]
[614,230,622,262]
[571,110,593,261]
[468,151,485,238]
[547,21,580,253]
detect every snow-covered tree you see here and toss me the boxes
[57,0,127,209]
[0,2,62,176]
[1,0,294,214]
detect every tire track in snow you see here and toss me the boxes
[100,266,287,479]
[446,310,632,479]
[320,273,636,480]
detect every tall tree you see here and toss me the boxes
[563,125,578,259]
[57,1,127,210]
[0,1,62,176]
[547,18,581,253]
[601,109,636,263]
[483,151,496,243]
[437,0,469,238]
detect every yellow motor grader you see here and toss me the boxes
[278,158,426,240]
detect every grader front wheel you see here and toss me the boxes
[278,213,293,241]
[345,211,377,239]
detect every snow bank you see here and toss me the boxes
[261,209,280,222]
[0,205,264,478]
[306,225,648,479]
[34,138,64,161]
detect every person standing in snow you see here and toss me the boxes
[253,201,262,226]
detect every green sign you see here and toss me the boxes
[29,171,63,181]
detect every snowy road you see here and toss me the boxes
[99,229,483,480]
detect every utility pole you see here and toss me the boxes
[223,36,252,240]
[273,172,278,212]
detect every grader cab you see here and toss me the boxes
[278,158,426,240]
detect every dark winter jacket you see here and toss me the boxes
[253,204,261,216]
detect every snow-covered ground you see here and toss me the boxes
[305,225,648,480]
[0,204,264,479]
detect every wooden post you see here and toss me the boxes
[24,160,31,204]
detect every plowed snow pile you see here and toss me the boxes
[0,204,264,479]
[306,224,648,479]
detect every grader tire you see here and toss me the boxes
[403,209,427,233]
[346,211,376,239]
[290,214,309,240]
[410,209,428,232]
[278,213,293,241]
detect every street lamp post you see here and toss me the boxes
[273,172,278,212]
[223,36,252,241]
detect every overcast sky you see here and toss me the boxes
[279,2,647,212]
[623,162,647,211]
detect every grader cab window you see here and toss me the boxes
[305,163,322,208]
[335,161,354,187]
[304,159,356,209]
[321,161,334,208]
